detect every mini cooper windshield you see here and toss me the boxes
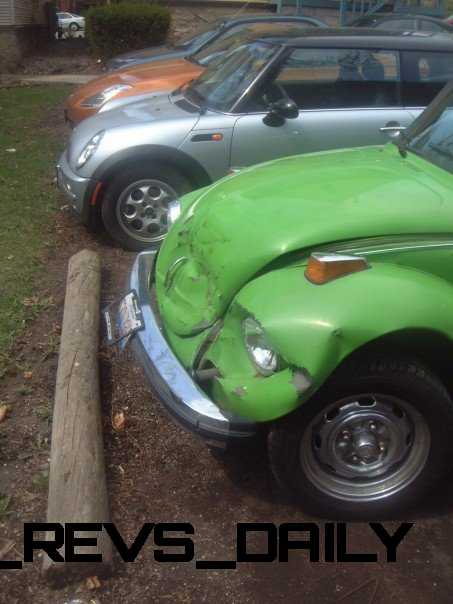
[184,41,279,112]
[408,83,453,173]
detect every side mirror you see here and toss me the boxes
[263,98,299,127]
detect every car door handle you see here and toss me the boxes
[380,126,407,132]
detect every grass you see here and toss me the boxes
[0,85,72,375]
[0,494,11,519]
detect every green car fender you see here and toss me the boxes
[209,260,453,422]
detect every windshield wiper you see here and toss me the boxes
[185,54,201,66]
[184,85,207,113]
[428,142,453,160]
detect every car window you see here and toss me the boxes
[192,22,314,66]
[402,51,453,106]
[418,19,444,32]
[353,16,379,26]
[175,23,219,50]
[254,48,400,110]
[375,18,417,30]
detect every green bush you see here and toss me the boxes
[86,3,171,59]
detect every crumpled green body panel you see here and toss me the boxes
[232,262,453,389]
[193,259,453,421]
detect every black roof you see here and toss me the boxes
[375,13,448,22]
[213,15,328,27]
[351,13,453,26]
[256,28,453,51]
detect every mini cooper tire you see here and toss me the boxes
[69,22,80,32]
[101,164,192,251]
[268,355,453,518]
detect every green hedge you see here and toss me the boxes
[86,3,171,59]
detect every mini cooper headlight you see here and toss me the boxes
[81,84,133,108]
[167,200,181,227]
[243,317,278,376]
[76,131,105,169]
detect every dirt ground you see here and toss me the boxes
[2,88,453,604]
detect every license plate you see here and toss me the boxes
[103,290,144,348]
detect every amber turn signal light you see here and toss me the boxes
[305,253,369,285]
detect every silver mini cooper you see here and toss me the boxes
[57,30,453,250]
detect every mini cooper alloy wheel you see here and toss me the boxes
[116,178,177,245]
[300,394,431,502]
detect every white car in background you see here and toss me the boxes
[57,12,85,34]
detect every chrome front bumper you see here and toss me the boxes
[56,151,93,217]
[129,251,257,442]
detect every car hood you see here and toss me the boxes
[110,44,176,63]
[156,144,453,336]
[67,58,200,106]
[108,49,188,70]
[68,92,198,166]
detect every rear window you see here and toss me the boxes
[402,51,453,106]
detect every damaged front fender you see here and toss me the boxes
[204,261,453,422]
[235,261,453,395]
[211,368,312,422]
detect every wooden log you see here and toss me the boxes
[42,249,113,583]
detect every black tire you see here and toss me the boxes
[268,355,453,519]
[85,204,102,233]
[101,163,193,251]
[69,22,79,32]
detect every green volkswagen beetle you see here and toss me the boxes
[110,82,453,517]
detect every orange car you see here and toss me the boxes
[65,58,203,125]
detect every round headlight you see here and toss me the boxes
[167,200,181,227]
[243,317,278,376]
[76,131,104,169]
